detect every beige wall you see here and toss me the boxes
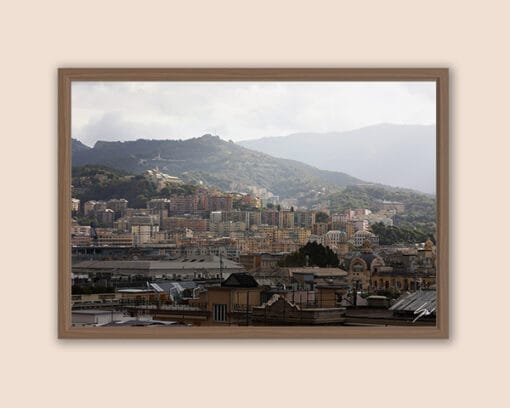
[2,1,509,407]
[193,287,262,324]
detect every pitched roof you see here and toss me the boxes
[221,272,259,288]
[390,290,436,314]
[149,280,199,293]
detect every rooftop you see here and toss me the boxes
[390,290,437,314]
[102,319,181,327]
[72,256,243,272]
[72,310,121,315]
[287,267,348,277]
[222,272,259,288]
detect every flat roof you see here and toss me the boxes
[72,310,123,315]
[117,289,153,293]
[72,256,243,271]
[288,268,348,277]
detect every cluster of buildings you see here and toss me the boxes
[72,256,436,327]
[143,168,182,191]
[71,187,401,258]
[70,172,436,328]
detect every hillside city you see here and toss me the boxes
[71,167,437,327]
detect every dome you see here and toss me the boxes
[359,252,378,268]
[350,252,379,271]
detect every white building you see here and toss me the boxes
[144,168,182,191]
[210,211,223,223]
[324,230,347,248]
[308,234,324,245]
[352,230,379,248]
[71,198,80,213]
[72,310,125,326]
[132,224,160,245]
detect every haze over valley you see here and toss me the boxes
[240,124,436,194]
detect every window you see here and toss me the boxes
[353,262,364,272]
[213,304,227,322]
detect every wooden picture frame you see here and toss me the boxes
[59,68,449,339]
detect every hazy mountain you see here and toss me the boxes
[72,135,364,199]
[239,124,436,194]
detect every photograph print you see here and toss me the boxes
[60,69,448,338]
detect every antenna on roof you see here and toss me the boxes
[219,253,224,284]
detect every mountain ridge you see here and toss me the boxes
[72,135,366,200]
[239,124,436,194]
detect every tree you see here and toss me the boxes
[371,222,429,245]
[315,211,329,223]
[75,215,98,227]
[278,242,339,267]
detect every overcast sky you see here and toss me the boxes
[72,81,436,147]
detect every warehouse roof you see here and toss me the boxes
[390,290,436,314]
[72,255,243,272]
[287,267,348,277]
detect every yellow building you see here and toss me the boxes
[346,239,385,290]
[189,273,262,325]
[346,239,436,293]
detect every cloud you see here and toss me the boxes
[74,111,178,147]
[72,81,436,145]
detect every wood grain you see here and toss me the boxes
[58,68,449,339]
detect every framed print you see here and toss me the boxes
[58,68,448,339]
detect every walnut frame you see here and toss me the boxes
[58,68,449,339]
